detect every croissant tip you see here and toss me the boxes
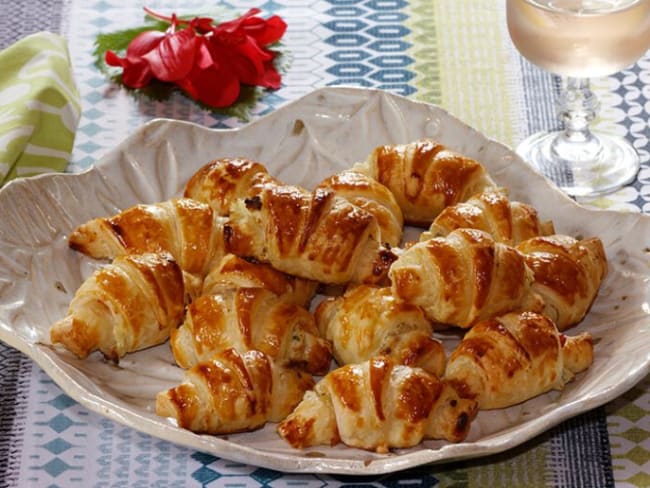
[68,224,96,251]
[50,316,93,359]
[155,391,176,419]
[67,236,84,252]
[277,415,322,450]
[50,316,71,340]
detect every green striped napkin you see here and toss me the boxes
[0,32,80,186]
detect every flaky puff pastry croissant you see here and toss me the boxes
[316,170,404,247]
[156,348,315,435]
[444,312,593,409]
[68,198,226,277]
[352,139,496,227]
[170,287,332,375]
[50,253,190,361]
[183,157,278,216]
[315,285,445,376]
[277,356,478,453]
[390,228,543,328]
[225,184,397,285]
[421,188,555,245]
[516,235,608,330]
[201,253,318,308]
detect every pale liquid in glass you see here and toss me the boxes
[507,0,650,77]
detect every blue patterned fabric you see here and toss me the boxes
[0,0,632,486]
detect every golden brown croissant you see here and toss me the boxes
[224,183,397,285]
[170,287,332,375]
[201,253,318,308]
[183,157,278,216]
[516,235,608,330]
[444,312,593,409]
[50,253,189,360]
[315,285,445,376]
[156,348,315,434]
[68,198,226,277]
[316,170,404,247]
[421,188,555,245]
[389,228,543,328]
[277,356,478,452]
[352,139,496,227]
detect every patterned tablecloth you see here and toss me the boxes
[1,0,649,486]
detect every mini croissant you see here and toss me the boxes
[422,188,555,245]
[170,287,332,375]
[183,157,278,216]
[315,285,445,376]
[50,253,189,361]
[316,170,404,247]
[516,235,608,330]
[353,139,496,227]
[224,183,397,285]
[390,228,543,328]
[201,253,318,308]
[68,198,226,277]
[277,356,478,453]
[156,348,315,434]
[444,311,593,409]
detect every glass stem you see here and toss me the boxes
[551,77,602,162]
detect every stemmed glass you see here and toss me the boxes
[506,0,650,197]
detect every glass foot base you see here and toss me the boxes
[516,130,639,197]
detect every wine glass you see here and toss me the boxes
[506,0,650,197]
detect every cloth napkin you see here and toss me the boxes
[0,32,80,187]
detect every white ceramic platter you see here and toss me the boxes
[1,87,648,475]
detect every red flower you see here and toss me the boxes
[104,8,287,108]
[177,36,241,108]
[214,8,286,46]
[105,30,166,88]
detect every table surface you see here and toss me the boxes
[1,1,649,486]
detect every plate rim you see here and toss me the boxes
[1,85,649,475]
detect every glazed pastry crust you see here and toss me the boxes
[277,356,478,452]
[317,170,404,247]
[50,253,187,360]
[516,235,608,330]
[316,285,445,376]
[353,139,496,227]
[201,253,318,308]
[225,184,397,285]
[183,157,277,216]
[171,287,332,375]
[422,188,555,245]
[156,348,315,434]
[390,228,543,328]
[444,312,593,409]
[68,198,226,277]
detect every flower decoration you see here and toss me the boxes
[96,7,287,112]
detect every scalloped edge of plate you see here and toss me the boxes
[0,86,649,475]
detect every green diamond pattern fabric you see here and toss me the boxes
[0,31,80,186]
